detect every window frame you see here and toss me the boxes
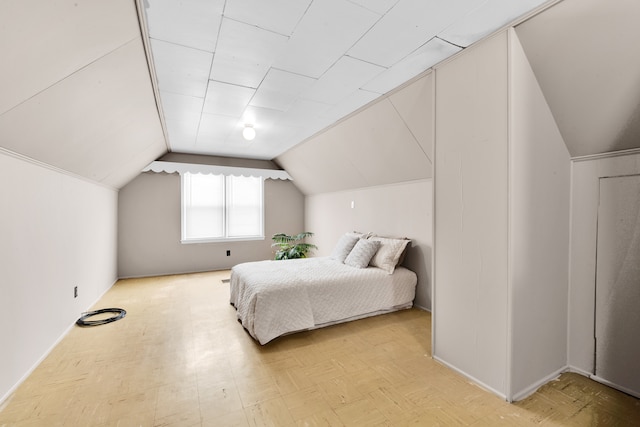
[180,172,265,244]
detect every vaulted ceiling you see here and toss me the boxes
[0,0,167,189]
[3,0,639,191]
[143,0,550,160]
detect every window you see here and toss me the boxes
[181,173,264,243]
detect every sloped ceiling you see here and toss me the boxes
[515,0,640,157]
[10,0,635,193]
[143,0,550,160]
[0,0,167,189]
[276,73,434,195]
[0,0,555,191]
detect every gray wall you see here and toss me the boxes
[118,170,304,278]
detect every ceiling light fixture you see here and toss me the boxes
[242,124,256,141]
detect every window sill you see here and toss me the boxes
[181,236,265,245]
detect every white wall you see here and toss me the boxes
[433,29,573,401]
[568,151,640,374]
[306,180,432,310]
[509,30,571,399]
[118,172,304,278]
[0,150,118,403]
[433,31,510,398]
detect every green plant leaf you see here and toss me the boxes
[271,231,317,260]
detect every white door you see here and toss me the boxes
[594,175,640,398]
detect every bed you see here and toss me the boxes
[229,233,417,344]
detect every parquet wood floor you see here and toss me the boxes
[1,271,639,426]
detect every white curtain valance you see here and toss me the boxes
[142,161,292,180]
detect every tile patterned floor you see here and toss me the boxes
[1,271,639,426]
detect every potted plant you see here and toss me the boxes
[271,232,318,260]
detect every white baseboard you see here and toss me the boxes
[590,375,640,399]
[413,303,431,312]
[567,366,640,398]
[430,359,578,403]
[566,365,593,377]
[118,267,232,280]
[432,355,508,401]
[0,321,75,406]
[0,277,119,406]
[510,365,568,402]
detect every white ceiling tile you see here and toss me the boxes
[203,81,255,117]
[216,122,298,159]
[160,92,204,151]
[262,125,300,142]
[274,0,380,78]
[201,142,258,159]
[304,56,386,105]
[196,113,237,144]
[159,91,203,120]
[438,0,548,47]
[242,106,288,130]
[224,0,312,36]
[139,0,548,160]
[159,91,203,150]
[194,115,301,158]
[224,130,254,146]
[348,0,399,14]
[144,0,224,52]
[227,122,299,148]
[348,0,476,67]
[249,69,316,111]
[247,138,298,159]
[209,18,289,88]
[164,120,199,150]
[278,99,332,127]
[0,0,139,116]
[363,38,461,94]
[150,39,212,98]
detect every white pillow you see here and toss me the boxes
[344,239,380,268]
[347,231,371,239]
[329,234,360,263]
[368,236,411,274]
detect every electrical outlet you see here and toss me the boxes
[74,286,78,298]
[226,250,231,256]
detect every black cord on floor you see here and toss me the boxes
[76,308,126,327]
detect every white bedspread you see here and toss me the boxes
[229,257,417,344]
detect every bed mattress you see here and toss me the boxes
[230,256,417,344]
